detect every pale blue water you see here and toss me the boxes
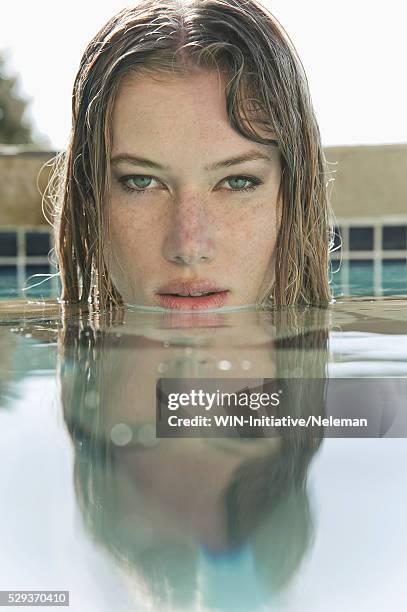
[0,297,406,611]
[330,260,407,297]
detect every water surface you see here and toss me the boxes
[0,297,406,611]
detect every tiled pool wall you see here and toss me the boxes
[0,226,60,299]
[330,220,407,296]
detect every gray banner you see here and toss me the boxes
[0,592,69,607]
[156,378,407,438]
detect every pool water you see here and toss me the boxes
[0,297,406,611]
[330,260,407,297]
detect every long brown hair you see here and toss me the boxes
[49,0,335,308]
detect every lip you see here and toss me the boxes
[156,279,230,310]
[156,291,230,310]
[157,279,229,296]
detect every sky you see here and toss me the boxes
[0,0,406,149]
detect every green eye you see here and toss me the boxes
[227,177,250,189]
[224,175,263,192]
[132,176,153,188]
[120,175,154,191]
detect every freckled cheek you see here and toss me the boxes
[225,200,279,263]
[107,207,161,259]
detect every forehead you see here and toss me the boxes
[113,69,227,124]
[110,69,274,153]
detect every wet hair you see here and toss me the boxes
[49,0,334,308]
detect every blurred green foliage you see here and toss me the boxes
[0,51,36,145]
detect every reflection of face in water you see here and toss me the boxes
[61,306,328,609]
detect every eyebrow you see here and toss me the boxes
[110,144,279,172]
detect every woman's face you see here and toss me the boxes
[105,69,282,310]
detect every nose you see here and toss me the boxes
[163,197,215,266]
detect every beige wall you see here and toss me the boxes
[0,147,57,227]
[325,143,407,219]
[1,143,406,226]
